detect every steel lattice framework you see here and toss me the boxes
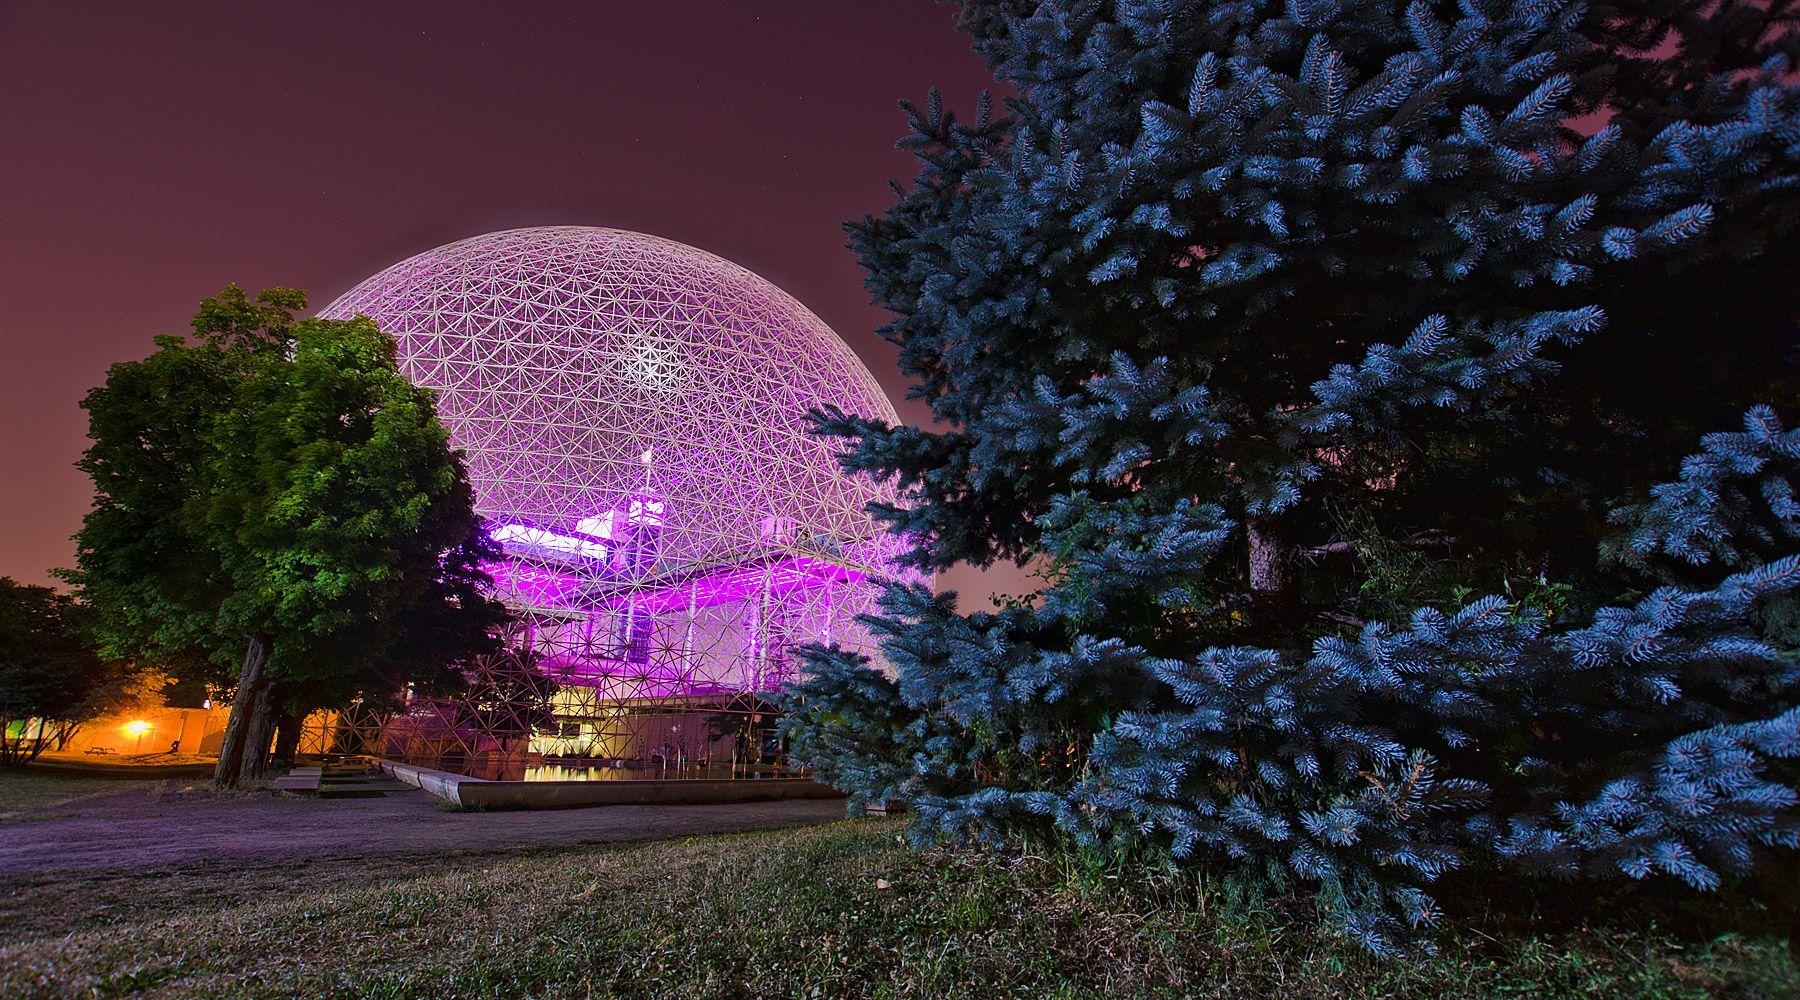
[319,227,912,766]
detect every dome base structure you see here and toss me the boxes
[314,227,914,774]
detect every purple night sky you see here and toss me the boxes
[0,2,1027,602]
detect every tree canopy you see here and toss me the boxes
[69,286,507,786]
[0,579,140,766]
[782,0,1799,952]
[447,647,560,756]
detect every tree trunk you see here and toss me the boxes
[213,632,271,789]
[1247,516,1298,619]
[238,680,281,782]
[52,720,82,752]
[272,709,302,767]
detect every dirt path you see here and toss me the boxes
[0,781,848,875]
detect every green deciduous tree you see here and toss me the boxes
[0,578,139,765]
[68,286,507,788]
[445,647,559,757]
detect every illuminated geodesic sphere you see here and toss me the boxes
[320,227,910,718]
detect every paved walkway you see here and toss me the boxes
[0,780,848,875]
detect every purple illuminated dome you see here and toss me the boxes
[321,227,912,757]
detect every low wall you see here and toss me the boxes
[41,705,229,757]
[25,759,217,780]
[378,759,844,810]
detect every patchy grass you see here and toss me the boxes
[0,769,165,824]
[0,816,1793,999]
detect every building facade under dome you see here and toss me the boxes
[319,226,910,770]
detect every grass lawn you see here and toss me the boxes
[0,769,167,825]
[1,796,1794,999]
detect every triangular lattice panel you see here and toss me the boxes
[320,227,919,758]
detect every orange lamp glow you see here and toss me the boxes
[124,720,153,737]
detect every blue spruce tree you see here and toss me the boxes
[781,0,1800,951]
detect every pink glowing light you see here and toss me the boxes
[320,227,916,705]
[490,522,611,563]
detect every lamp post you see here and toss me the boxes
[125,719,153,753]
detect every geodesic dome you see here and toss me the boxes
[320,227,910,755]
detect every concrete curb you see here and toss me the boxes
[376,759,845,810]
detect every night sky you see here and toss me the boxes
[0,2,1024,601]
